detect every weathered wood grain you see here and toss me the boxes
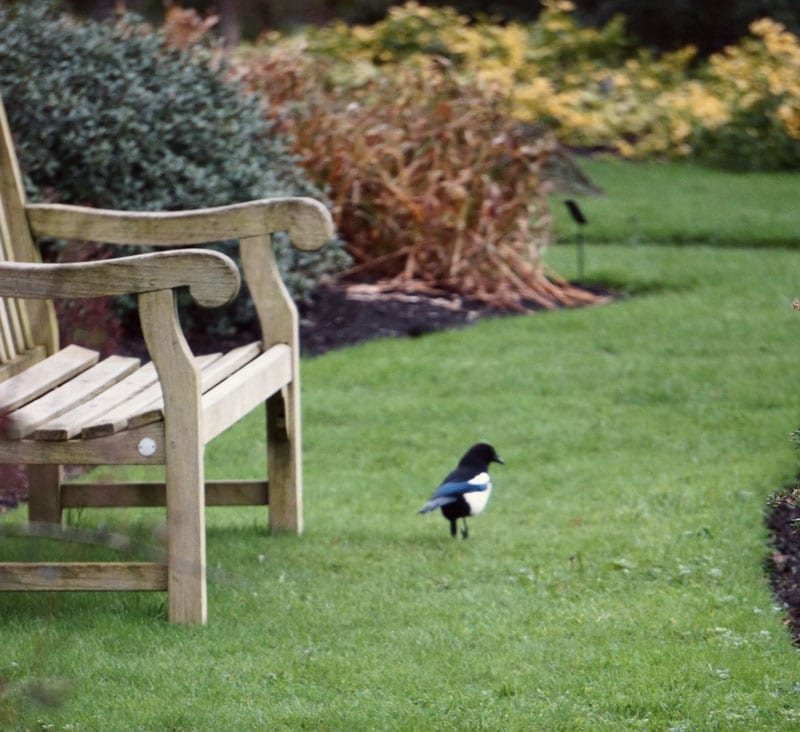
[0,249,240,308]
[0,563,167,591]
[0,91,323,623]
[0,344,98,414]
[5,355,140,439]
[26,197,334,252]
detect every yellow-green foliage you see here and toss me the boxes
[294,1,800,169]
[686,18,800,169]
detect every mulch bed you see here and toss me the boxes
[297,283,515,357]
[0,466,28,513]
[765,485,800,644]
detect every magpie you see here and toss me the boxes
[418,443,504,539]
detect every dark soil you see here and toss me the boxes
[0,466,28,512]
[297,284,513,357]
[766,485,800,644]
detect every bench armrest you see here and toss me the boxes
[25,197,334,252]
[0,249,240,308]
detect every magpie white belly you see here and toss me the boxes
[441,485,492,521]
[464,484,492,515]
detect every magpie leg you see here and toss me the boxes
[461,518,469,540]
[449,519,457,538]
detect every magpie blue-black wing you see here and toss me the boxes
[418,495,456,513]
[418,471,491,513]
[419,443,502,537]
[433,473,491,498]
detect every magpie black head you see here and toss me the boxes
[459,442,504,469]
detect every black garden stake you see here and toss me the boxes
[564,198,587,281]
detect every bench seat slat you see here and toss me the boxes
[0,344,98,413]
[198,341,262,393]
[80,352,223,439]
[3,354,141,439]
[34,361,159,441]
[203,344,292,443]
[0,345,46,384]
[127,342,263,431]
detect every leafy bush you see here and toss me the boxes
[0,2,349,332]
[236,46,600,309]
[295,1,676,156]
[686,18,800,170]
[303,1,632,89]
[333,0,800,55]
[532,14,800,169]
[572,0,800,56]
[296,1,800,170]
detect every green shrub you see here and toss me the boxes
[685,18,800,171]
[691,102,800,171]
[0,1,349,336]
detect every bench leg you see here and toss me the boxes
[267,384,302,534]
[27,464,63,525]
[140,288,207,625]
[165,434,207,625]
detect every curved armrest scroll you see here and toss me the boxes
[0,250,240,308]
[26,197,334,252]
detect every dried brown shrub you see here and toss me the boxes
[235,47,600,309]
[162,4,220,52]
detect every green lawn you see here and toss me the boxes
[551,158,800,247]
[3,163,800,730]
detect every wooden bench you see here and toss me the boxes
[0,95,333,623]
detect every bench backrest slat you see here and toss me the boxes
[0,95,59,371]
